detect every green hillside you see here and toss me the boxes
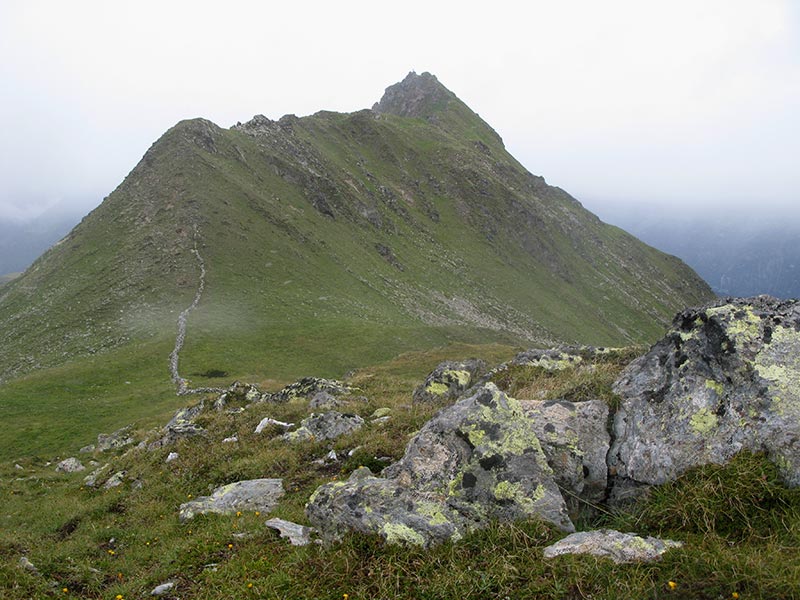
[0,72,712,458]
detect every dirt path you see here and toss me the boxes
[169,228,223,396]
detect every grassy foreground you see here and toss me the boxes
[2,345,800,599]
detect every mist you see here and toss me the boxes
[1,0,798,226]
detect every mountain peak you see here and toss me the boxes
[372,71,456,118]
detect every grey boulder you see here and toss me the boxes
[179,478,284,521]
[306,383,573,547]
[55,457,85,473]
[609,296,800,487]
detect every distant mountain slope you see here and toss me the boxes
[593,204,800,299]
[0,72,713,383]
[0,212,80,275]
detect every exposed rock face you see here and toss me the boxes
[55,457,85,473]
[306,384,573,547]
[412,359,486,403]
[543,529,682,564]
[270,377,352,403]
[309,391,341,409]
[282,411,364,442]
[179,479,284,521]
[521,399,610,505]
[609,296,800,487]
[372,71,455,119]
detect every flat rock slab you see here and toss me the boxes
[179,478,284,521]
[543,529,682,563]
[265,518,315,546]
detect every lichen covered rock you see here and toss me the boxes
[213,381,263,410]
[412,359,486,403]
[306,383,573,547]
[179,478,284,521]
[543,529,682,563]
[96,425,135,452]
[521,399,610,504]
[149,402,206,449]
[609,296,800,487]
[269,377,352,403]
[282,411,364,442]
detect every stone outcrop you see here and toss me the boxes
[412,359,486,403]
[282,411,364,442]
[96,425,135,452]
[179,478,284,521]
[306,383,573,547]
[609,296,800,488]
[213,381,263,410]
[543,529,682,563]
[149,403,206,449]
[269,377,352,403]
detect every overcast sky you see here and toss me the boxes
[1,0,798,223]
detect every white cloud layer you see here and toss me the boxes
[1,0,797,221]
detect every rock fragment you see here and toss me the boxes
[265,518,315,546]
[543,529,682,563]
[412,359,486,403]
[282,412,364,442]
[55,457,85,473]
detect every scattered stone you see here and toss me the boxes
[265,518,315,546]
[371,416,391,425]
[307,383,573,547]
[103,471,126,489]
[522,399,609,505]
[96,425,135,452]
[314,450,339,465]
[309,391,341,409]
[543,529,683,564]
[150,581,175,596]
[222,436,239,443]
[14,464,23,470]
[79,444,95,454]
[255,417,294,434]
[282,411,364,442]
[371,407,391,418]
[609,296,800,488]
[56,457,86,473]
[270,377,352,403]
[165,452,179,463]
[412,359,486,403]
[18,556,39,574]
[179,478,284,521]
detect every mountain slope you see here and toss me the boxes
[0,72,713,385]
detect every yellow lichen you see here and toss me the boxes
[689,408,718,434]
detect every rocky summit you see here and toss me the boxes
[0,71,711,387]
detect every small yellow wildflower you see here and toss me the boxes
[116,595,124,600]
[187,494,192,499]
[247,583,253,589]
[254,511,260,517]
[668,581,677,590]
[236,511,242,517]
[343,594,349,600]
[227,543,233,549]
[62,588,68,594]
[732,594,740,599]
[107,549,116,555]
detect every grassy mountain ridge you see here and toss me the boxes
[0,73,712,435]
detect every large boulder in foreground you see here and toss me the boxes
[609,296,800,487]
[306,383,573,547]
